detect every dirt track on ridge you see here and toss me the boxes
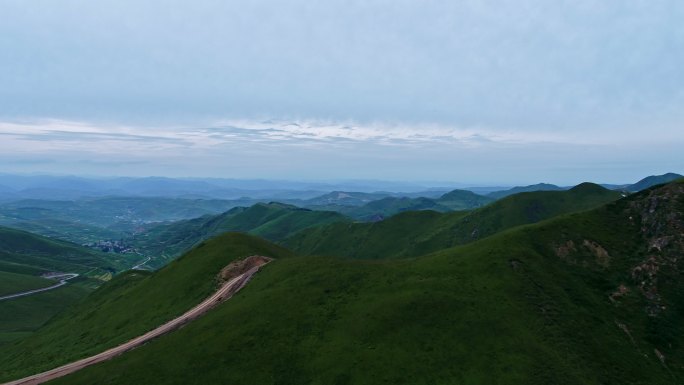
[2,256,271,385]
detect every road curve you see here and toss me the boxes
[131,256,151,270]
[2,259,269,385]
[0,274,79,302]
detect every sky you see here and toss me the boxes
[0,0,682,185]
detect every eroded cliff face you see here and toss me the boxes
[627,182,684,316]
[548,181,684,371]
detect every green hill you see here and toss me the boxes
[132,202,348,266]
[303,191,391,206]
[320,189,492,221]
[0,196,257,244]
[0,271,53,297]
[435,188,494,209]
[488,182,564,199]
[286,182,622,259]
[343,196,451,221]
[0,233,293,380]
[0,226,135,345]
[627,172,683,192]
[1,181,681,384]
[0,225,134,276]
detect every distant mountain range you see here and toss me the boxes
[0,174,454,201]
[0,172,679,202]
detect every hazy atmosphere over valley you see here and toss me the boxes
[1,2,684,385]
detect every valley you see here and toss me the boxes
[0,174,682,384]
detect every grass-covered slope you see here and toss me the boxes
[132,202,347,266]
[14,181,682,384]
[0,225,133,276]
[0,271,53,297]
[0,226,136,346]
[0,197,256,244]
[435,188,493,209]
[312,189,492,221]
[627,172,683,192]
[0,284,90,347]
[487,182,564,199]
[342,196,452,221]
[0,233,293,381]
[286,182,622,259]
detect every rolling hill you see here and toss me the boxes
[285,182,622,259]
[487,182,564,199]
[627,172,683,192]
[0,197,261,244]
[308,189,493,221]
[0,226,134,276]
[0,233,293,380]
[1,181,681,384]
[0,226,136,346]
[131,202,348,267]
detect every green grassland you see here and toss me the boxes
[0,225,140,344]
[308,189,493,221]
[1,181,681,384]
[0,271,53,297]
[0,225,136,275]
[0,181,681,384]
[0,233,293,380]
[285,182,621,259]
[0,283,91,347]
[132,202,347,267]
[0,196,258,244]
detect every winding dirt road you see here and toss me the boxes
[2,256,270,385]
[0,274,79,302]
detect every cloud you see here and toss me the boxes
[0,118,582,155]
[0,118,681,184]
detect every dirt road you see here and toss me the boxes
[0,274,79,302]
[2,257,270,385]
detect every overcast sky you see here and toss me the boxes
[0,0,682,185]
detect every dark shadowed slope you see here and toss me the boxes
[627,172,683,192]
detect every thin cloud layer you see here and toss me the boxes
[0,119,680,184]
[0,119,574,153]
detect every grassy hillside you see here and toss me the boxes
[0,226,136,345]
[487,182,564,199]
[4,181,681,384]
[0,233,293,381]
[303,191,391,206]
[0,196,258,244]
[627,172,683,192]
[343,196,452,221]
[132,202,347,267]
[286,182,622,259]
[309,189,492,221]
[0,284,90,346]
[0,271,54,297]
[0,225,134,276]
[436,188,493,209]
